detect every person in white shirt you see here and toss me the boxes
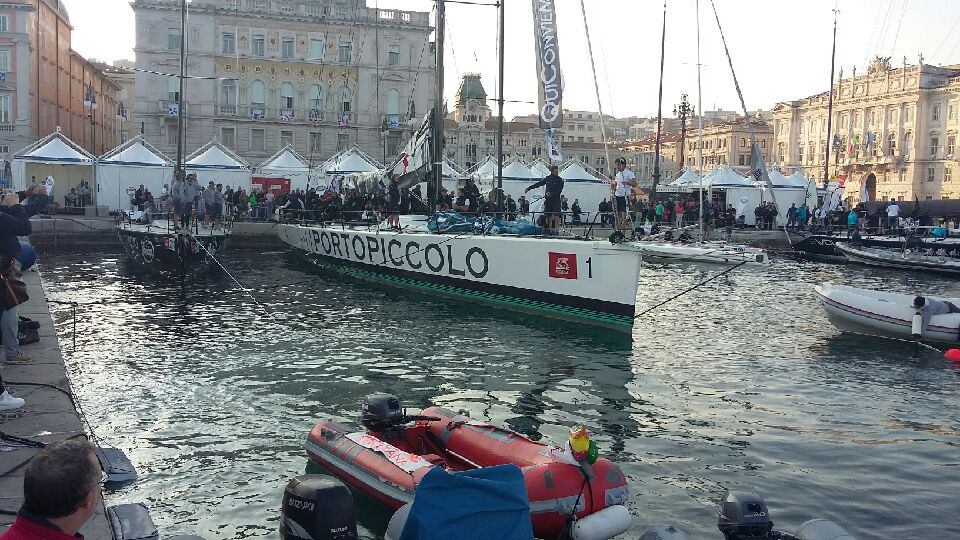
[611,157,637,235]
[886,199,900,231]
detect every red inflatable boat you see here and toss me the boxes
[305,395,629,539]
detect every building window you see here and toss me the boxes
[798,144,804,163]
[251,128,265,151]
[905,106,913,122]
[168,29,181,50]
[280,130,293,148]
[887,133,897,155]
[0,15,7,33]
[933,104,941,122]
[309,39,324,60]
[386,88,400,116]
[282,38,295,59]
[221,127,235,148]
[308,84,323,111]
[386,134,400,157]
[388,45,400,66]
[931,135,939,158]
[337,133,350,151]
[167,76,180,101]
[280,82,295,109]
[250,80,265,108]
[927,167,935,182]
[166,125,178,146]
[309,132,322,155]
[339,86,352,113]
[338,42,352,63]
[0,49,9,72]
[222,33,235,55]
[0,95,10,124]
[740,138,746,147]
[220,79,237,114]
[252,36,265,57]
[947,167,953,183]
[903,132,913,157]
[948,134,956,156]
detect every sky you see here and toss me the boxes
[63,0,960,119]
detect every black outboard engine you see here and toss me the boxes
[280,475,358,540]
[717,491,774,540]
[361,393,404,431]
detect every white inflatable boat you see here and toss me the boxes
[814,282,960,343]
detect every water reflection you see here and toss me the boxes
[36,247,960,539]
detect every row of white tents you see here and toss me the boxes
[10,130,382,212]
[664,165,818,226]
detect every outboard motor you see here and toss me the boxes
[361,393,404,431]
[717,491,773,540]
[280,475,358,540]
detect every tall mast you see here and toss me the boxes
[651,0,667,199]
[432,0,446,213]
[696,0,704,239]
[175,0,188,178]
[823,8,839,189]
[496,0,505,208]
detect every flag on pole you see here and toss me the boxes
[750,140,773,190]
[546,128,563,161]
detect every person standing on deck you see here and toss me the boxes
[887,198,900,232]
[525,165,565,235]
[612,157,637,235]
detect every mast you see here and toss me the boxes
[496,0,505,209]
[431,0,446,213]
[823,8,839,190]
[579,0,612,178]
[650,0,667,199]
[175,0,187,179]
[696,0,704,240]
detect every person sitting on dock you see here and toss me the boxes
[0,439,102,540]
[526,165,565,235]
[912,296,960,338]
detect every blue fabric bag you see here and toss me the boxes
[399,464,534,540]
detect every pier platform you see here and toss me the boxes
[0,267,112,537]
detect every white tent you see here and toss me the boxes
[323,147,382,176]
[469,156,500,179]
[529,159,551,178]
[257,146,317,192]
[754,169,807,225]
[501,159,536,181]
[185,140,252,189]
[787,170,819,209]
[669,168,705,188]
[705,166,760,224]
[557,160,611,219]
[12,131,96,207]
[96,135,173,211]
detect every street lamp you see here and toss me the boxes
[673,94,694,170]
[83,83,98,155]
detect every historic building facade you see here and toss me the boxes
[681,118,774,172]
[131,0,435,166]
[0,0,121,161]
[773,56,960,201]
[618,133,680,186]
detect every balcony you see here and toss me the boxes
[219,105,237,116]
[278,109,295,122]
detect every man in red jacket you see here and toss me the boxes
[1,439,102,539]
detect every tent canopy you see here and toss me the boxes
[559,160,604,183]
[323,147,382,175]
[706,165,754,187]
[442,158,465,179]
[501,159,535,180]
[786,170,812,188]
[99,135,172,167]
[258,145,311,172]
[529,159,551,178]
[669,168,704,187]
[14,131,94,164]
[469,156,500,179]
[186,140,251,170]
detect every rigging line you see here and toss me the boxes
[930,11,960,63]
[185,231,273,318]
[579,0,612,176]
[888,0,909,56]
[871,0,896,62]
[634,260,746,319]
[861,2,884,70]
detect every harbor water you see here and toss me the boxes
[39,248,959,539]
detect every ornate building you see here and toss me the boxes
[773,56,960,202]
[681,118,773,172]
[131,0,435,166]
[618,133,680,186]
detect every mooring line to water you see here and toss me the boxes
[187,231,274,318]
[634,261,747,318]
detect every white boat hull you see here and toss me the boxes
[814,282,960,344]
[834,243,960,275]
[278,224,643,332]
[625,241,770,266]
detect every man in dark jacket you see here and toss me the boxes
[0,189,34,410]
[525,165,564,234]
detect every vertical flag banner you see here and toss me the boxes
[532,0,564,130]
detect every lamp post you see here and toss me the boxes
[673,93,694,170]
[83,83,97,155]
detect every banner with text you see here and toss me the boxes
[532,0,564,130]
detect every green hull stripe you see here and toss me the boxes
[309,258,634,328]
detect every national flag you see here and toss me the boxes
[250,108,264,120]
[338,113,350,126]
[281,111,293,123]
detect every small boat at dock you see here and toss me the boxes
[814,282,960,343]
[117,215,230,278]
[834,242,960,275]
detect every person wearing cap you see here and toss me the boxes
[525,164,564,235]
[612,157,637,235]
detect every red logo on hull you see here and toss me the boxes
[549,252,578,279]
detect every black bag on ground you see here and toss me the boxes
[18,326,39,345]
[18,316,40,331]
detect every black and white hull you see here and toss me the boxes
[834,243,960,275]
[278,223,643,332]
[117,219,230,279]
